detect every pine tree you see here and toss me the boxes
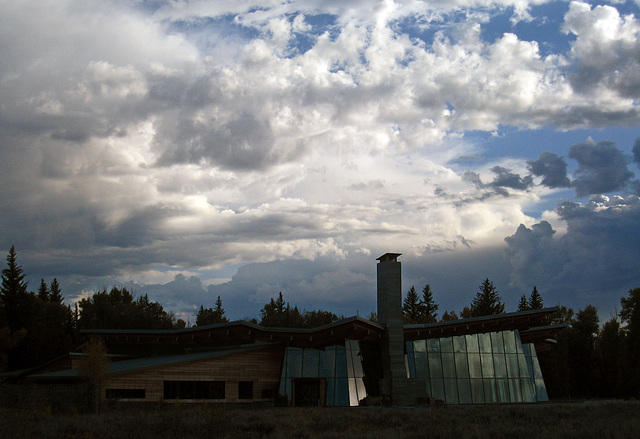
[402,286,421,324]
[528,286,544,309]
[37,279,49,301]
[49,278,63,303]
[0,246,30,331]
[421,284,439,323]
[441,310,459,321]
[470,278,505,317]
[517,294,530,312]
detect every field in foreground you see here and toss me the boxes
[2,401,639,439]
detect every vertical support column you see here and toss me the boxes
[377,253,407,405]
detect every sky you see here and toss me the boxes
[2,0,640,324]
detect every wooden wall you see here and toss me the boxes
[103,346,284,403]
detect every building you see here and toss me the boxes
[28,253,565,406]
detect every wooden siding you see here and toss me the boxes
[103,346,284,403]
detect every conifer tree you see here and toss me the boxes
[402,286,421,324]
[49,278,63,303]
[529,286,544,309]
[441,310,458,321]
[517,294,530,312]
[37,279,49,301]
[470,278,505,317]
[0,246,30,331]
[421,284,439,323]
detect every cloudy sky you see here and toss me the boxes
[2,0,640,323]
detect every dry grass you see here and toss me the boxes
[2,401,639,439]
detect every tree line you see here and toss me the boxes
[2,246,640,399]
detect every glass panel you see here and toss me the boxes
[453,336,466,353]
[345,344,354,378]
[481,353,494,378]
[319,348,336,377]
[441,353,456,378]
[427,338,440,353]
[444,379,458,404]
[428,353,443,379]
[503,331,517,353]
[440,337,454,352]
[515,331,524,353]
[348,378,358,406]
[334,378,349,406]
[415,352,429,379]
[496,379,510,403]
[493,354,507,377]
[351,350,364,378]
[303,349,319,377]
[522,378,535,403]
[535,378,549,402]
[483,379,497,403]
[478,333,492,353]
[491,332,504,353]
[335,346,347,377]
[455,353,470,379]
[468,353,482,378]
[407,352,416,378]
[466,334,479,353]
[518,353,529,378]
[280,351,288,379]
[414,340,427,352]
[470,379,485,404]
[506,354,519,378]
[458,379,472,404]
[356,378,367,404]
[431,379,445,401]
[286,348,303,377]
[325,377,335,406]
[509,379,523,402]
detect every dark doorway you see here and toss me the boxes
[293,379,325,407]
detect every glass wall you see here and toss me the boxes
[406,330,549,404]
[279,340,367,406]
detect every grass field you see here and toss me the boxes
[2,401,639,439]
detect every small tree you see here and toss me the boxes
[79,337,109,413]
[529,286,544,309]
[470,279,505,317]
[517,294,530,312]
[441,310,459,321]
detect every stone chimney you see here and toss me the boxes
[376,253,407,405]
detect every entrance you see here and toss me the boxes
[293,379,325,407]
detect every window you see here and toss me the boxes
[239,381,253,400]
[163,381,225,400]
[105,388,145,399]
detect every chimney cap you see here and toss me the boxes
[376,253,402,262]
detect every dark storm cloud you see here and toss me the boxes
[569,139,634,197]
[527,152,571,188]
[489,166,534,191]
[633,137,640,165]
[505,195,640,311]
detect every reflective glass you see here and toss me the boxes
[470,379,485,404]
[427,338,440,353]
[481,353,494,378]
[428,353,443,379]
[325,377,336,406]
[431,379,445,401]
[496,379,509,403]
[348,378,359,406]
[407,352,416,378]
[478,333,492,353]
[491,332,504,353]
[518,353,529,377]
[468,353,482,378]
[303,349,319,377]
[458,379,472,404]
[414,340,427,352]
[503,331,517,353]
[493,354,507,376]
[506,353,519,377]
[453,336,466,353]
[334,378,349,406]
[508,379,523,402]
[466,334,479,353]
[483,379,497,403]
[535,377,549,401]
[415,352,429,379]
[345,343,354,378]
[319,348,336,377]
[444,379,459,404]
[356,377,367,404]
[441,353,456,378]
[522,378,535,402]
[440,337,454,352]
[455,353,470,379]
[286,348,303,377]
[515,332,524,353]
[335,347,347,377]
[351,350,364,378]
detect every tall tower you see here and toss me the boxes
[376,253,407,405]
